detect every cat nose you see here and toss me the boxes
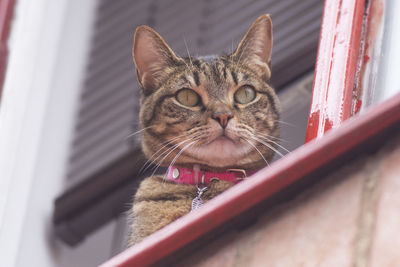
[212,110,233,129]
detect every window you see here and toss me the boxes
[53,0,324,251]
[2,0,398,266]
[98,0,400,266]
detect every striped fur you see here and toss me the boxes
[129,14,280,245]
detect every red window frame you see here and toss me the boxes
[306,0,366,141]
[100,0,400,266]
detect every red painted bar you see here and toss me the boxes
[305,0,366,142]
[0,0,16,98]
[101,93,400,267]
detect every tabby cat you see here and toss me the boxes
[129,14,280,245]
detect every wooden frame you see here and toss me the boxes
[306,0,366,141]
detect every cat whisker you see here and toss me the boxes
[243,138,270,166]
[141,133,201,174]
[234,125,285,143]
[183,37,194,70]
[257,136,290,155]
[125,126,154,140]
[255,134,291,154]
[148,142,186,178]
[234,40,251,71]
[256,132,288,143]
[177,50,191,72]
[149,136,200,178]
[275,120,296,127]
[163,139,199,180]
[249,135,285,158]
[252,130,288,143]
[181,60,191,72]
[147,138,193,172]
[139,134,189,174]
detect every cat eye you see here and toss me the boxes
[176,88,200,107]
[234,85,256,104]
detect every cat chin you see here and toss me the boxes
[187,137,252,165]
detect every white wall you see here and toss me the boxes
[361,0,400,110]
[374,0,400,103]
[0,0,121,266]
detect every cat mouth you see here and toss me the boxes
[208,134,236,145]
[189,132,251,166]
[213,135,234,142]
[204,127,242,145]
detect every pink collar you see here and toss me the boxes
[167,165,257,185]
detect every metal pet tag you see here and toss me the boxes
[191,186,208,211]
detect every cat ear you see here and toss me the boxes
[233,14,273,79]
[133,26,181,94]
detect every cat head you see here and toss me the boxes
[132,14,280,172]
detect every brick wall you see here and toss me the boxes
[176,136,400,267]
